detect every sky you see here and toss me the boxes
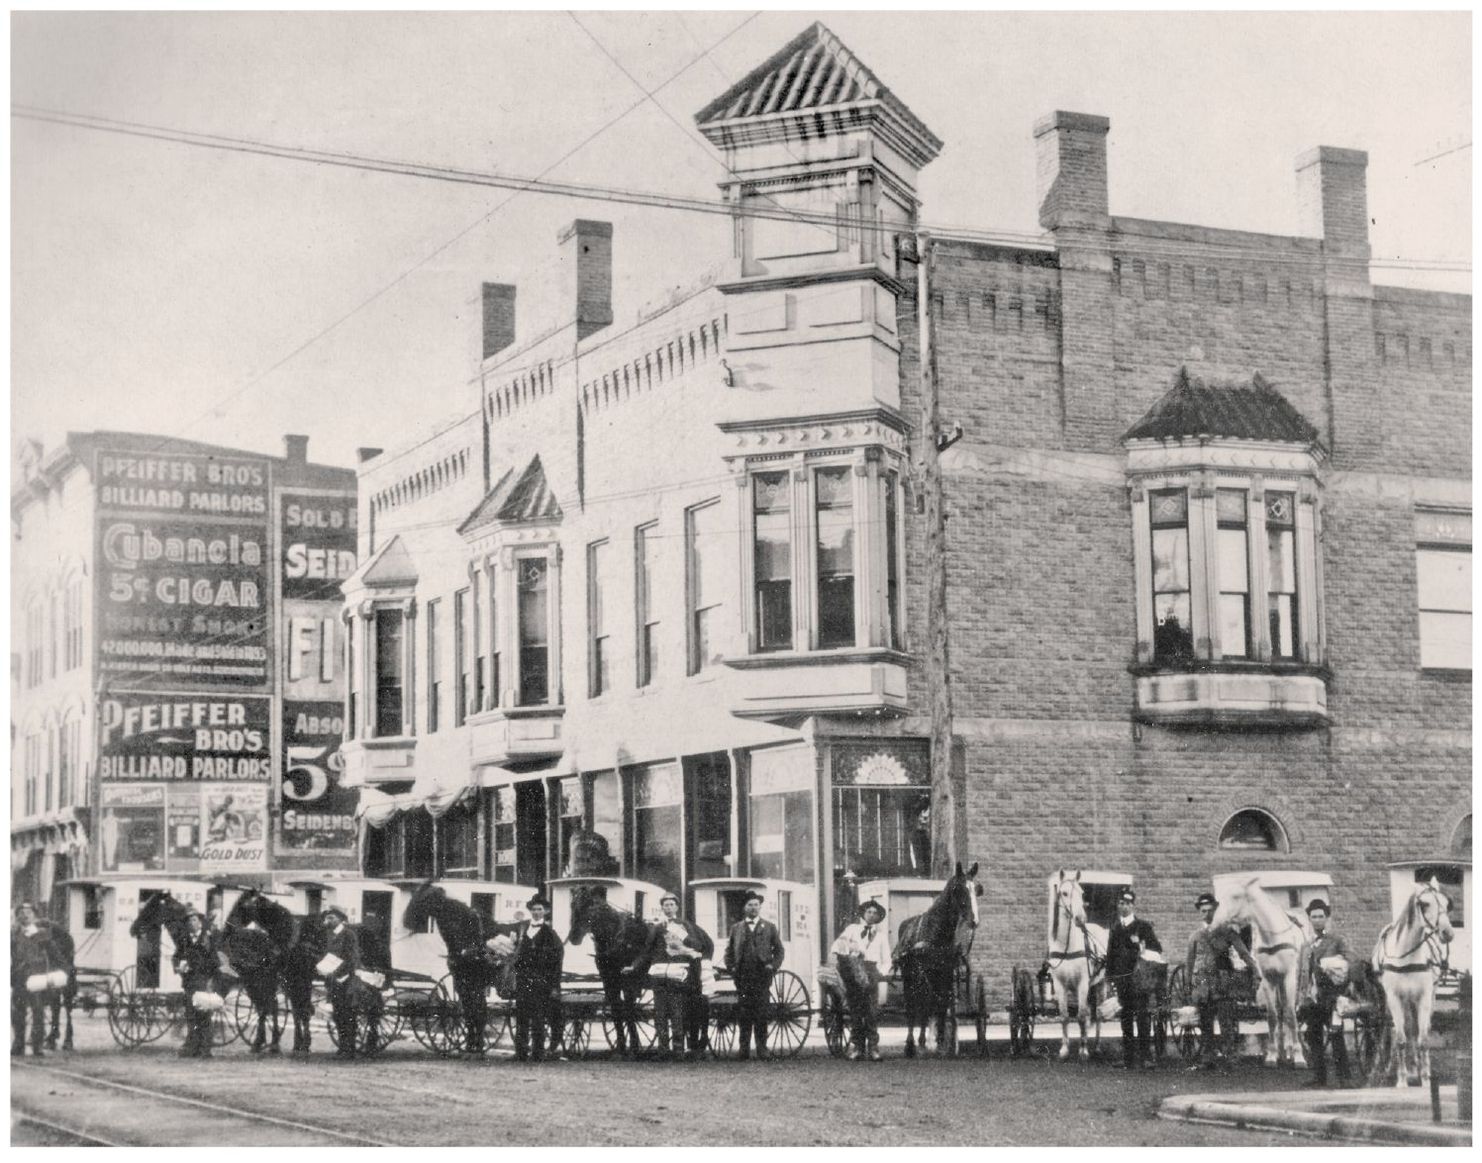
[10,9,1472,471]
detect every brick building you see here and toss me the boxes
[340,22,1470,998]
[10,431,358,913]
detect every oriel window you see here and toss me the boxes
[1150,489,1192,662]
[1266,492,1299,659]
[1216,489,1250,658]
[815,467,855,649]
[374,608,405,737]
[517,557,550,705]
[753,473,793,651]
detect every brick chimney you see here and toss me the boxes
[283,434,309,464]
[558,219,613,341]
[481,282,517,360]
[1034,111,1111,229]
[1296,146,1370,256]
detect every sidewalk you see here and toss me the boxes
[1159,1085,1471,1146]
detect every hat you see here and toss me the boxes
[1118,888,1137,904]
[659,891,680,906]
[526,895,551,911]
[1195,893,1217,909]
[321,905,348,924]
[859,899,886,918]
[1305,898,1330,916]
[743,890,765,905]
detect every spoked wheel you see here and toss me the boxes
[357,1000,398,1058]
[708,1003,737,1059]
[1008,967,1036,1057]
[1348,1014,1385,1085]
[485,1005,512,1052]
[211,989,243,1048]
[764,971,812,1058]
[233,985,288,1050]
[821,985,848,1058]
[974,976,989,1058]
[412,977,466,1057]
[561,1014,593,1060]
[601,988,658,1055]
[107,967,168,1048]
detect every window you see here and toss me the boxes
[65,579,83,671]
[58,714,77,809]
[1151,489,1193,662]
[26,603,42,688]
[686,501,724,675]
[555,776,584,875]
[44,724,56,812]
[834,784,931,879]
[815,467,856,649]
[631,763,682,891]
[1219,808,1285,851]
[83,885,103,930]
[346,618,357,738]
[748,747,815,884]
[24,733,39,816]
[1416,510,1471,670]
[454,589,469,727]
[686,753,733,881]
[486,567,501,711]
[885,469,902,650]
[517,557,550,705]
[753,474,792,651]
[635,524,659,687]
[1216,489,1250,658]
[374,608,405,737]
[426,598,442,733]
[48,592,60,679]
[491,786,517,883]
[1267,493,1298,659]
[588,540,610,697]
[436,801,479,878]
[472,579,486,717]
[1454,814,1472,859]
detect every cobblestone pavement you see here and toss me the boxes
[10,1017,1363,1147]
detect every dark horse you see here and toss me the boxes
[225,890,392,1055]
[402,882,521,1053]
[37,919,78,1051]
[566,887,650,1058]
[896,861,981,1058]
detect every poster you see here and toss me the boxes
[280,491,356,602]
[276,699,357,859]
[99,785,166,872]
[94,448,272,689]
[167,783,201,864]
[199,783,268,873]
[98,691,274,782]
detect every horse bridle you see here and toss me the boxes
[1046,895,1102,972]
[1379,889,1450,975]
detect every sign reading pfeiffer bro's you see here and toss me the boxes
[98,693,273,781]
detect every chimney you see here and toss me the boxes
[283,434,309,465]
[558,219,613,341]
[356,447,383,464]
[481,282,517,360]
[1296,146,1370,255]
[1034,111,1111,229]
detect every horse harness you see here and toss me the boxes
[1376,904,1449,977]
[1046,902,1104,974]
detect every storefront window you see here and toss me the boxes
[830,744,930,881]
[555,776,585,876]
[687,753,733,881]
[491,786,517,884]
[748,746,815,884]
[574,770,623,876]
[437,801,479,878]
[632,763,682,891]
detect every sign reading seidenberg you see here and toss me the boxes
[94,449,272,689]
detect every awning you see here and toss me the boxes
[354,786,416,829]
[477,764,550,788]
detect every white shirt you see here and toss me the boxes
[831,920,893,976]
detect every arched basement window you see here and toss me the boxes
[1219,808,1286,851]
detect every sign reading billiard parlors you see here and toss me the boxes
[94,449,272,689]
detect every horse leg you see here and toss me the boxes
[1261,982,1280,1067]
[63,993,75,1050]
[268,992,284,1054]
[45,996,59,1050]
[1383,986,1408,1089]
[1417,987,1435,1088]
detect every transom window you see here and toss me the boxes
[1219,808,1286,851]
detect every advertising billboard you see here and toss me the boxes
[94,449,272,689]
[277,700,357,860]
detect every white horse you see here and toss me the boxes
[1372,879,1454,1088]
[1210,877,1310,1067]
[1046,871,1106,1061]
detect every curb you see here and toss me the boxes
[1158,1091,1472,1146]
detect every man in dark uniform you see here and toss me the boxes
[173,909,220,1058]
[11,902,61,1057]
[1185,892,1258,1069]
[626,891,713,1060]
[724,889,786,1060]
[320,906,362,1059]
[1297,898,1355,1088]
[1105,887,1162,1070]
[513,895,564,1062]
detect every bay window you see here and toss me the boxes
[1150,489,1193,662]
[1416,509,1471,671]
[753,474,792,651]
[815,467,856,649]
[374,608,406,737]
[518,556,551,704]
[1216,489,1250,658]
[1267,493,1298,659]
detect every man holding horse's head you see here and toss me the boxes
[1296,898,1355,1088]
[1186,892,1257,1070]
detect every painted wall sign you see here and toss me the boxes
[276,699,357,859]
[98,692,273,782]
[280,491,357,601]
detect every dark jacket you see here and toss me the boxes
[630,918,714,989]
[1105,917,1162,982]
[323,923,361,989]
[513,922,564,996]
[1186,923,1257,1001]
[174,929,220,996]
[725,918,785,979]
[1299,930,1356,997]
[11,925,61,983]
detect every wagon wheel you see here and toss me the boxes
[107,967,167,1048]
[357,994,399,1057]
[561,1013,593,1060]
[485,1000,512,1052]
[1164,966,1198,1061]
[600,988,658,1054]
[1151,964,1171,1062]
[708,1001,737,1059]
[1348,1011,1386,1085]
[210,991,241,1048]
[233,984,288,1047]
[1008,967,1036,1057]
[820,983,848,1058]
[766,970,812,1059]
[413,977,465,1056]
[974,975,990,1058]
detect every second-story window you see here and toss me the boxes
[518,557,550,705]
[588,540,610,697]
[1266,492,1299,659]
[454,589,469,726]
[487,567,501,711]
[426,598,442,733]
[1416,509,1471,671]
[27,603,42,688]
[753,473,793,651]
[374,608,405,737]
[48,592,59,679]
[1217,489,1250,658]
[1150,488,1193,662]
[65,579,83,670]
[686,500,725,675]
[635,523,659,687]
[885,469,902,650]
[815,467,856,649]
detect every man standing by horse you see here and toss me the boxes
[627,891,712,1060]
[11,902,62,1057]
[1296,898,1355,1088]
[830,899,893,1062]
[1185,892,1257,1070]
[320,906,363,1059]
[1105,887,1162,1070]
[724,889,785,1060]
[173,909,221,1059]
[513,895,564,1062]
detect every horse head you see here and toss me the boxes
[952,861,982,931]
[401,881,446,936]
[1052,871,1087,939]
[566,886,605,947]
[1413,879,1454,946]
[130,892,195,947]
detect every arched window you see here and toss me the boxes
[1453,814,1472,859]
[1219,808,1287,851]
